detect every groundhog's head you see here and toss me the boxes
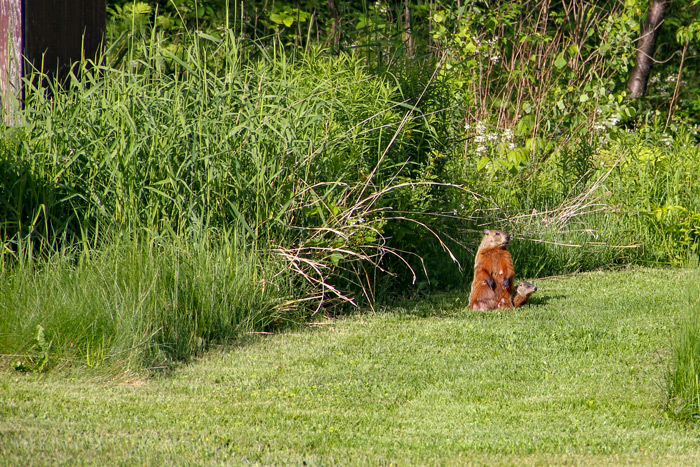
[516,281,537,297]
[479,230,511,249]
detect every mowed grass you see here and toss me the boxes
[2,268,700,465]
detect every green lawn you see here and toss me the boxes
[2,268,700,465]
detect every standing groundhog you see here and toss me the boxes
[510,281,537,307]
[468,230,514,311]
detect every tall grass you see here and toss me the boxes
[8,35,400,244]
[668,309,700,422]
[0,233,291,371]
[7,34,424,264]
[0,30,455,369]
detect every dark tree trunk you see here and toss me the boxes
[328,0,340,48]
[627,0,667,98]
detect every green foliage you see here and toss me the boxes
[6,1,700,372]
[668,307,700,422]
[429,1,638,178]
[0,234,288,370]
[639,0,700,126]
[11,325,51,373]
[602,123,700,265]
[0,28,458,367]
[7,34,410,246]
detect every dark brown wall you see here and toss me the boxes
[23,0,106,79]
[1,0,105,122]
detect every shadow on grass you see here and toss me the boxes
[378,286,565,319]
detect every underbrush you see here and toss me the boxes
[0,233,294,371]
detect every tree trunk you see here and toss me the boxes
[403,0,413,58]
[328,0,340,48]
[627,0,667,98]
[0,0,23,124]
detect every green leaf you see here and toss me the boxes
[330,252,344,266]
[131,2,151,15]
[197,32,221,43]
[516,115,535,136]
[160,49,194,73]
[554,54,567,69]
[508,149,528,166]
[156,15,172,29]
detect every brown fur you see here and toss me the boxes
[511,281,537,307]
[468,230,514,311]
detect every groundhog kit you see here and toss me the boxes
[468,230,537,311]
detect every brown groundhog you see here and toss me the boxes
[468,230,514,311]
[511,281,537,308]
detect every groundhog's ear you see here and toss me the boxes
[483,229,490,235]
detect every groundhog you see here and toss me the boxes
[511,281,537,307]
[468,230,514,311]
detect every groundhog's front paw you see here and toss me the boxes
[486,277,495,290]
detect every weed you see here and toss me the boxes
[12,325,51,373]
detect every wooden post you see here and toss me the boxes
[0,0,23,124]
[0,0,105,124]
